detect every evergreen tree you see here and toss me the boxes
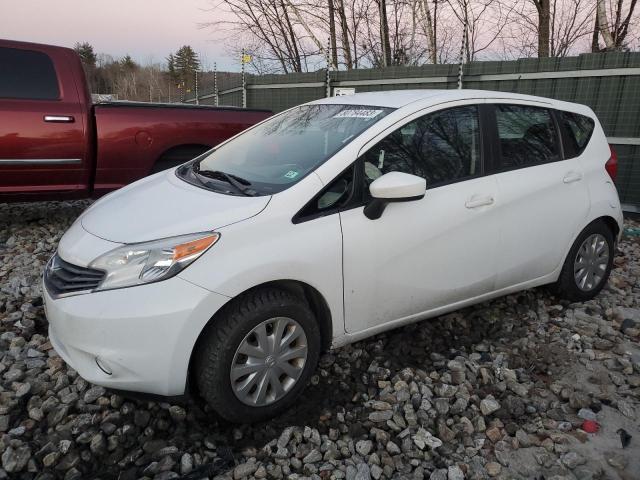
[74,42,97,67]
[120,55,137,71]
[166,53,179,82]
[172,46,200,93]
[74,42,98,92]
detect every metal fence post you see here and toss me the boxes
[457,11,469,89]
[214,62,219,106]
[242,49,247,108]
[325,37,332,98]
[195,70,199,105]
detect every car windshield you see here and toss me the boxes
[179,104,394,195]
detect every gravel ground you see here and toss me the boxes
[1,201,639,480]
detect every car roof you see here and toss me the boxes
[310,89,556,109]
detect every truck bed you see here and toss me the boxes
[91,102,271,195]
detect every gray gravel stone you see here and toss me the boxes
[356,439,373,456]
[480,396,501,415]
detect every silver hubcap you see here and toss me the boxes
[230,317,308,407]
[574,233,609,292]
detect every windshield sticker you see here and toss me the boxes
[333,109,383,119]
[284,170,300,179]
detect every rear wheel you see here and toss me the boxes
[194,288,320,423]
[553,220,614,302]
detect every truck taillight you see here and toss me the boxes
[606,145,618,181]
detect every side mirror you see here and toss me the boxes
[364,172,426,220]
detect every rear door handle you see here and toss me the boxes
[563,171,583,184]
[465,195,494,209]
[44,115,75,123]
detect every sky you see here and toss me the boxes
[1,0,235,70]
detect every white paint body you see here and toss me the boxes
[44,90,624,396]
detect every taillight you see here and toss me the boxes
[606,145,618,181]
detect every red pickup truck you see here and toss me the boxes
[0,39,271,202]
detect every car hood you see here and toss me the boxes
[81,169,271,243]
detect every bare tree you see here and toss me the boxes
[533,0,551,57]
[201,0,639,75]
[446,0,515,61]
[550,0,595,56]
[335,0,354,68]
[377,0,393,66]
[201,0,314,73]
[594,0,639,50]
[507,0,605,58]
[418,0,439,63]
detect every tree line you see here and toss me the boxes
[204,0,639,73]
[74,43,205,102]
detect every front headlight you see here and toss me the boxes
[90,232,220,291]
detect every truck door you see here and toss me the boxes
[0,44,90,199]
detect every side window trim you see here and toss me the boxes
[479,104,499,175]
[294,102,489,224]
[554,109,596,159]
[488,103,563,173]
[292,164,363,224]
[357,103,486,190]
[549,109,566,160]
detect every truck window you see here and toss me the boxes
[0,47,59,100]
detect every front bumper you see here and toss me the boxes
[44,276,230,396]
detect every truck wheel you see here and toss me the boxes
[553,220,614,302]
[194,288,321,423]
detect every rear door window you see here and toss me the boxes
[0,47,60,100]
[494,104,560,170]
[556,110,595,158]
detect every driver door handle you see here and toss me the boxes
[44,115,75,123]
[465,195,494,209]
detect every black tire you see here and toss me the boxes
[193,288,321,423]
[553,220,614,302]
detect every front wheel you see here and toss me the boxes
[553,220,615,302]
[193,288,320,423]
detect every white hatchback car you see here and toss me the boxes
[44,90,623,422]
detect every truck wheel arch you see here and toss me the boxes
[151,144,212,174]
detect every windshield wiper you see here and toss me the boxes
[187,163,216,190]
[192,163,256,196]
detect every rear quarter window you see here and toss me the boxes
[556,110,595,158]
[0,47,60,100]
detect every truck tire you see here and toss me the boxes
[552,220,614,302]
[194,288,321,423]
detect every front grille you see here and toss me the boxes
[44,253,105,297]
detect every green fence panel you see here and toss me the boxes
[187,52,640,209]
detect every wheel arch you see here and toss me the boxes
[150,143,212,173]
[597,215,620,239]
[555,215,620,281]
[186,279,333,392]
